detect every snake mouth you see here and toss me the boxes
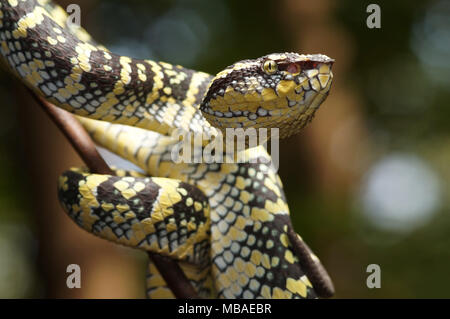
[289,63,333,108]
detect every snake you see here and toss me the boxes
[0,0,335,299]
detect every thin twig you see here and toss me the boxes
[29,89,199,299]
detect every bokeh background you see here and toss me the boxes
[0,0,449,298]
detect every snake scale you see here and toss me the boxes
[0,0,335,299]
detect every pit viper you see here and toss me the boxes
[0,0,335,299]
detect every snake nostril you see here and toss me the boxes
[300,60,319,70]
[286,63,300,74]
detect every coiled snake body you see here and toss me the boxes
[0,0,335,298]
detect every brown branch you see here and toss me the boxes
[29,89,199,299]
[287,225,334,298]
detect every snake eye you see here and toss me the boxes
[263,60,278,74]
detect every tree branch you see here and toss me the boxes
[29,89,199,299]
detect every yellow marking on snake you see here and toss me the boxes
[0,0,335,299]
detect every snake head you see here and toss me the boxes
[200,52,334,141]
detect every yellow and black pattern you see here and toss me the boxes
[201,52,333,139]
[65,119,334,298]
[0,0,335,299]
[0,0,214,137]
[198,157,318,299]
[58,167,211,265]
